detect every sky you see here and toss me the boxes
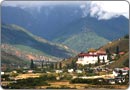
[1,1,129,20]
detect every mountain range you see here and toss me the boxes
[1,24,76,60]
[1,4,129,70]
[2,6,128,52]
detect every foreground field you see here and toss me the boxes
[37,81,129,89]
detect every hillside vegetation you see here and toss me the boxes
[100,37,129,53]
[101,36,129,68]
[2,6,128,52]
[61,31,109,52]
[61,36,129,69]
[1,50,29,70]
[1,24,77,60]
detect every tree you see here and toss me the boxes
[106,49,110,54]
[124,34,129,39]
[59,62,62,69]
[89,63,91,68]
[30,59,34,69]
[118,70,123,77]
[41,60,44,69]
[102,57,105,64]
[55,62,57,70]
[50,63,54,69]
[66,64,70,69]
[98,56,100,64]
[116,46,119,54]
[71,59,77,70]
[107,54,112,61]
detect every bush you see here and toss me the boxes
[124,34,129,39]
[39,74,56,81]
[70,78,92,84]
[62,74,72,80]
[70,78,107,85]
[8,77,50,89]
[86,73,97,76]
[46,86,76,89]
[92,78,107,85]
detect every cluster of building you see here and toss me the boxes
[76,48,109,65]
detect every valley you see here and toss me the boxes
[1,2,129,89]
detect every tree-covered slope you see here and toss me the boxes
[1,50,29,70]
[99,36,129,68]
[58,31,109,52]
[1,24,76,60]
[60,36,129,69]
[99,36,129,53]
[2,6,128,41]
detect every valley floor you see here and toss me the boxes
[37,81,128,89]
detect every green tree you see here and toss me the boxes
[118,70,123,77]
[71,59,77,71]
[50,63,54,69]
[59,62,62,69]
[98,56,100,64]
[116,46,119,54]
[102,57,105,64]
[89,63,91,68]
[106,49,110,54]
[66,64,70,69]
[41,60,44,69]
[124,34,129,39]
[107,54,112,61]
[30,59,34,69]
[55,62,57,69]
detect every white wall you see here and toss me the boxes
[77,55,108,65]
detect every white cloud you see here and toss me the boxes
[90,1,129,19]
[2,1,88,7]
[1,1,129,20]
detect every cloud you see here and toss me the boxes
[2,1,88,7]
[2,1,129,20]
[90,1,129,20]
[80,3,91,18]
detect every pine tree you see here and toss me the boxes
[59,62,62,69]
[50,63,54,69]
[116,46,119,54]
[103,57,105,64]
[30,59,34,69]
[41,60,44,69]
[98,56,100,64]
[89,63,91,68]
[55,62,57,70]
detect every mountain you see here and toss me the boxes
[58,31,109,52]
[1,6,83,40]
[1,50,30,71]
[99,36,129,68]
[99,35,129,53]
[2,6,128,41]
[1,24,76,60]
[2,6,129,52]
[61,36,129,69]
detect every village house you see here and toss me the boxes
[76,48,109,65]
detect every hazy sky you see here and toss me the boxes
[2,1,129,20]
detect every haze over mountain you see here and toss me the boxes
[1,3,129,52]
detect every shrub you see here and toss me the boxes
[70,78,107,85]
[70,78,92,84]
[8,77,50,89]
[39,74,56,81]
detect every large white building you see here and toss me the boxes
[76,49,109,65]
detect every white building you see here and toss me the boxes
[68,69,74,73]
[76,49,108,65]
